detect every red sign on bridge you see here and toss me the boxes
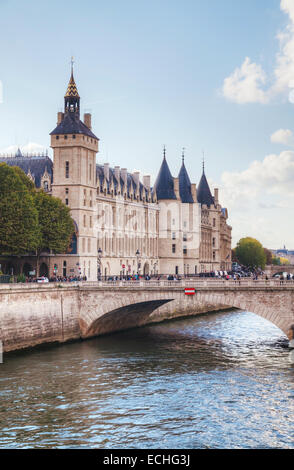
[185,288,196,296]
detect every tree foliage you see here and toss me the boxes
[263,247,273,265]
[0,164,75,271]
[0,163,40,255]
[235,237,266,269]
[34,191,74,255]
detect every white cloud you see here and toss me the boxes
[222,0,294,104]
[0,142,49,155]
[213,149,294,247]
[221,150,294,198]
[270,128,294,145]
[223,57,268,104]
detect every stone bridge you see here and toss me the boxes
[80,280,294,340]
[265,265,294,277]
[1,280,294,352]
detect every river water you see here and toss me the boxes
[0,309,294,449]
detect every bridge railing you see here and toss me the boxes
[81,278,294,288]
[0,278,293,289]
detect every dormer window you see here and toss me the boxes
[43,181,49,191]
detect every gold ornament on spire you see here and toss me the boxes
[65,57,80,98]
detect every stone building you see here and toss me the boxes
[0,68,232,279]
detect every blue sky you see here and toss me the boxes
[1,0,294,248]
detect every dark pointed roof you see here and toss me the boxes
[153,154,177,200]
[178,159,194,203]
[50,113,98,139]
[197,170,215,206]
[50,64,98,140]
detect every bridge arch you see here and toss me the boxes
[79,286,294,340]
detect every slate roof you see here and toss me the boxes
[197,171,215,206]
[0,152,53,188]
[178,160,194,203]
[153,156,177,200]
[50,113,98,140]
[96,164,151,201]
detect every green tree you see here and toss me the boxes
[264,247,273,265]
[0,163,40,255]
[34,191,75,275]
[272,257,281,265]
[235,237,266,269]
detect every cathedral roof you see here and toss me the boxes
[50,113,98,139]
[197,170,214,206]
[0,154,53,188]
[153,152,177,200]
[178,158,194,203]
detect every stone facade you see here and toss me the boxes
[0,68,232,279]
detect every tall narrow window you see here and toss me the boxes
[63,261,67,277]
[65,161,69,178]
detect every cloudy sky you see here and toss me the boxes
[0,0,294,249]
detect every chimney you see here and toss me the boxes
[174,177,180,200]
[57,112,64,125]
[104,163,110,181]
[214,188,219,204]
[114,166,120,182]
[121,168,127,185]
[132,170,140,187]
[143,175,151,189]
[191,183,197,202]
[84,113,92,129]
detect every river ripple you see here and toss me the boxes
[0,310,294,449]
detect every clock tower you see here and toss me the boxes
[50,64,99,280]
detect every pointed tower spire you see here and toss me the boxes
[178,149,194,203]
[182,147,185,163]
[197,153,214,206]
[153,147,176,200]
[64,57,80,117]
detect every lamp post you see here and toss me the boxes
[136,249,140,278]
[97,247,102,280]
[153,260,158,277]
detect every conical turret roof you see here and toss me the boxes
[197,169,214,206]
[178,157,194,203]
[153,150,177,200]
[65,70,80,98]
